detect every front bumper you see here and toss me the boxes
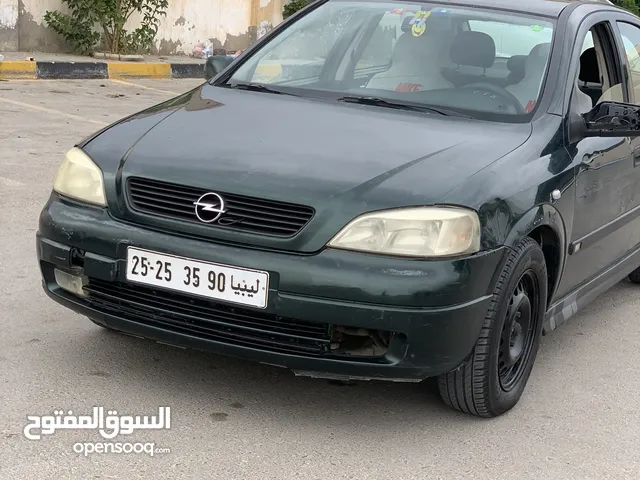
[37,194,508,381]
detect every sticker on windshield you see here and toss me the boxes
[410,10,431,37]
[389,8,406,15]
[530,25,544,32]
[431,8,449,16]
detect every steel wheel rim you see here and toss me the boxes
[498,269,540,392]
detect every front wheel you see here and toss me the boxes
[438,237,547,417]
[628,266,640,284]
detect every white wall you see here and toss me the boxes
[0,0,19,50]
[126,0,253,55]
[13,0,284,54]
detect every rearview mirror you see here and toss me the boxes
[204,55,234,80]
[583,101,640,137]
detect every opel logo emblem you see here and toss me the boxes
[194,192,227,223]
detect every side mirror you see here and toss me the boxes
[583,101,640,137]
[204,55,234,80]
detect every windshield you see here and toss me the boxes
[224,2,555,121]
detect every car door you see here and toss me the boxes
[558,19,636,297]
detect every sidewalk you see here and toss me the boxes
[0,51,206,80]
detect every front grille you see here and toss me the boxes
[84,279,331,357]
[127,177,315,237]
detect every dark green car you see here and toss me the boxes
[37,0,640,417]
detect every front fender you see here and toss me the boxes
[503,203,568,304]
[503,204,566,250]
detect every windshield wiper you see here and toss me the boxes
[224,82,295,96]
[336,95,471,118]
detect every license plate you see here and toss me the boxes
[125,247,269,309]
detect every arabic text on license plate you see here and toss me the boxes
[125,247,269,309]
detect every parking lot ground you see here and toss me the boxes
[1,79,640,479]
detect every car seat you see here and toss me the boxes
[505,43,551,112]
[578,48,604,106]
[449,31,496,72]
[366,30,452,92]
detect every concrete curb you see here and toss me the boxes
[0,60,203,80]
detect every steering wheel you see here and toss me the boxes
[463,82,527,115]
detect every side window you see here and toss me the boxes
[616,22,640,104]
[250,10,354,84]
[355,13,405,73]
[573,25,623,113]
[582,31,594,54]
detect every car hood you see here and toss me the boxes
[83,84,532,251]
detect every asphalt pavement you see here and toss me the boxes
[1,78,639,479]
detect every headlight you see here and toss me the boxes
[53,147,107,206]
[327,207,481,257]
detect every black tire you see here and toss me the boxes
[628,267,640,284]
[438,237,547,417]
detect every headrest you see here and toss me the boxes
[507,55,526,77]
[392,33,418,63]
[391,32,445,65]
[579,47,600,83]
[400,15,416,33]
[450,31,495,68]
[525,42,551,75]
